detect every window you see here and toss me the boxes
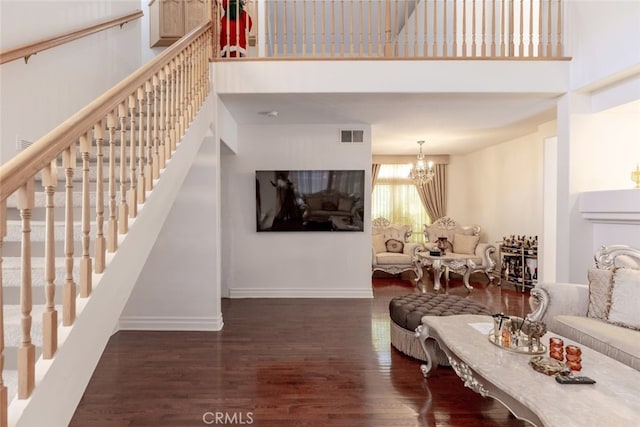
[371,164,431,243]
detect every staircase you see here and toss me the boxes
[0,24,213,427]
[3,151,111,404]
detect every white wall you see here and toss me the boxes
[221,124,372,298]
[448,121,554,247]
[570,100,640,192]
[566,1,640,91]
[119,88,221,330]
[545,1,640,282]
[564,98,640,281]
[0,0,142,164]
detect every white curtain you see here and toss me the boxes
[371,164,430,243]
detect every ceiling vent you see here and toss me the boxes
[340,129,364,144]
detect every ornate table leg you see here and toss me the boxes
[432,259,444,291]
[413,257,424,283]
[462,260,474,291]
[413,256,427,293]
[415,324,437,377]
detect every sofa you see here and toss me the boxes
[423,216,496,281]
[528,245,640,370]
[301,189,361,223]
[372,217,424,280]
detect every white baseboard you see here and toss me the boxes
[228,287,373,298]
[119,315,223,331]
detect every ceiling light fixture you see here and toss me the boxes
[409,140,434,185]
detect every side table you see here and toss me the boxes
[414,252,476,292]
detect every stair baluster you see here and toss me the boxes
[170,60,178,153]
[152,75,161,180]
[144,80,154,192]
[62,144,77,326]
[79,133,93,297]
[128,94,139,216]
[17,180,35,399]
[41,161,58,359]
[163,64,173,163]
[117,102,129,233]
[158,69,167,170]
[93,123,106,274]
[106,112,118,253]
[178,53,186,137]
[136,87,146,203]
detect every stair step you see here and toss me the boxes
[3,284,66,306]
[2,256,80,287]
[5,188,128,208]
[3,240,90,259]
[5,220,85,243]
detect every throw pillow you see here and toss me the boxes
[385,239,404,253]
[337,197,354,212]
[607,267,640,331]
[453,233,479,255]
[586,268,614,320]
[372,233,387,254]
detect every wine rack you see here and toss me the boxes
[497,235,538,292]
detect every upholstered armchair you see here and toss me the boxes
[423,216,496,281]
[372,217,425,279]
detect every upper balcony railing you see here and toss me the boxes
[216,0,565,60]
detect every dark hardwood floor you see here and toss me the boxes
[70,273,531,427]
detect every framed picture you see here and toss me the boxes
[255,169,365,232]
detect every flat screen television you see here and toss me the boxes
[255,169,365,232]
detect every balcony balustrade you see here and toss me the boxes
[216,0,565,60]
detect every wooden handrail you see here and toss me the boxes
[0,10,144,65]
[0,22,212,202]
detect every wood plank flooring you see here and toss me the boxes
[70,274,531,427]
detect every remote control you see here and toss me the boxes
[555,375,596,385]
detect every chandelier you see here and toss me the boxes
[409,140,435,184]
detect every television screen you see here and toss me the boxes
[255,170,365,232]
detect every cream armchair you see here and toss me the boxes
[372,217,425,279]
[423,216,496,281]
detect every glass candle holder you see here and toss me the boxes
[549,337,564,361]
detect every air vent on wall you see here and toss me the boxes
[16,137,33,151]
[340,129,364,144]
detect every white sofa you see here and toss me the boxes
[423,216,496,281]
[372,217,424,280]
[529,245,640,371]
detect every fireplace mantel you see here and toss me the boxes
[579,189,640,224]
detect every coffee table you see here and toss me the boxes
[413,252,475,292]
[416,314,640,427]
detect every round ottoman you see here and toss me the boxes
[389,293,492,361]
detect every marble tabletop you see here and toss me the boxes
[422,314,640,427]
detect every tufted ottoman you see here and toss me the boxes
[389,293,492,361]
